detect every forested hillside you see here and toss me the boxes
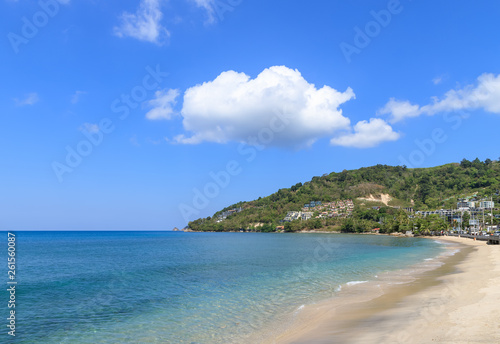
[187,158,500,233]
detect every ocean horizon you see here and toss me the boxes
[1,231,447,343]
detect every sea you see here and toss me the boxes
[0,231,447,343]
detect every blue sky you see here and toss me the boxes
[1,0,500,230]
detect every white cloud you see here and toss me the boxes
[378,98,421,123]
[114,0,168,44]
[145,89,180,120]
[71,90,86,104]
[330,118,400,148]
[171,66,356,148]
[79,123,99,133]
[380,73,500,123]
[15,92,39,106]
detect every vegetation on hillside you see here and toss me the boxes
[187,158,500,234]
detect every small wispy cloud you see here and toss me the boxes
[15,92,39,106]
[114,0,169,44]
[79,123,100,133]
[378,98,421,123]
[192,0,239,23]
[71,90,86,104]
[432,76,443,85]
[145,88,180,120]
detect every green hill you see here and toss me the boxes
[187,158,500,234]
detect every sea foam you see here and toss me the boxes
[346,281,368,286]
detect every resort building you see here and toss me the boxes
[217,207,243,222]
[479,200,494,209]
[417,209,457,222]
[284,211,314,222]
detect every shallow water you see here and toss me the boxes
[275,241,467,343]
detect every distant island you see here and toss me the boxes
[187,158,500,235]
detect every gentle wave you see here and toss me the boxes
[346,280,368,286]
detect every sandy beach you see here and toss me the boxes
[270,236,500,344]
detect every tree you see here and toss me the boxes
[261,223,275,232]
[396,210,410,232]
[311,218,322,229]
[291,182,302,192]
[419,175,432,204]
[460,159,472,168]
[341,219,355,233]
[472,158,484,170]
[462,212,470,230]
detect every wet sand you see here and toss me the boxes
[268,236,500,344]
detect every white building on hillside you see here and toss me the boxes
[479,201,494,209]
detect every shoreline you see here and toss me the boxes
[263,236,500,343]
[183,230,415,236]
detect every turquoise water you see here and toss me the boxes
[1,232,444,343]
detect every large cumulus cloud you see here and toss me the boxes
[174,66,355,148]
